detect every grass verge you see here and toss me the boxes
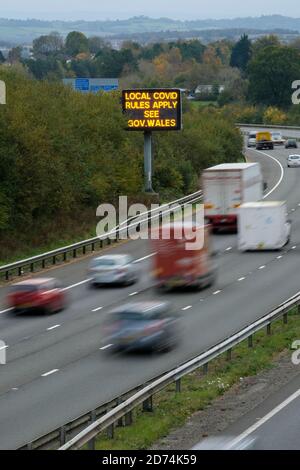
[93,309,300,450]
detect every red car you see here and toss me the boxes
[8,278,66,314]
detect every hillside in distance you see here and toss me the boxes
[0,15,300,44]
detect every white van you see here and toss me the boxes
[238,201,291,251]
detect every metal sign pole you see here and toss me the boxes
[144,130,153,193]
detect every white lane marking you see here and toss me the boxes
[100,344,113,351]
[53,253,155,293]
[238,277,246,282]
[248,148,284,198]
[259,265,266,270]
[133,253,156,263]
[0,308,12,314]
[129,292,138,297]
[0,344,8,351]
[291,209,296,212]
[227,388,300,449]
[213,290,221,295]
[226,247,232,251]
[92,307,103,312]
[11,388,18,391]
[41,369,59,377]
[182,306,192,311]
[62,279,91,291]
[292,246,297,250]
[47,324,61,331]
[277,255,283,259]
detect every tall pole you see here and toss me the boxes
[144,130,153,193]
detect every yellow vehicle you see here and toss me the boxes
[256,131,274,150]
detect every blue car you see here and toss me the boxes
[103,301,180,353]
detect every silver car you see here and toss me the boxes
[88,254,138,287]
[287,154,300,168]
[247,131,257,148]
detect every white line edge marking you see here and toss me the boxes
[249,149,284,199]
[47,324,61,331]
[238,277,246,282]
[129,292,138,297]
[226,247,232,251]
[62,279,91,291]
[277,255,283,259]
[92,307,103,312]
[227,388,300,449]
[133,253,156,263]
[0,308,12,314]
[41,369,59,377]
[292,246,297,250]
[100,344,113,351]
[182,306,192,311]
[259,266,266,270]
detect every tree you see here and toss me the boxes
[253,35,281,54]
[230,34,252,73]
[88,36,106,54]
[65,31,89,57]
[8,46,22,64]
[33,32,64,59]
[0,51,5,64]
[248,46,300,108]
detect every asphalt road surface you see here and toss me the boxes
[0,142,300,449]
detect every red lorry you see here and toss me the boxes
[151,222,216,290]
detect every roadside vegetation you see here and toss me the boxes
[0,67,242,263]
[93,309,300,450]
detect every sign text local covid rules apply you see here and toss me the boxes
[122,88,182,131]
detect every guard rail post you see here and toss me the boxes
[60,426,66,447]
[175,379,181,393]
[88,410,97,450]
[125,411,133,427]
[142,396,153,413]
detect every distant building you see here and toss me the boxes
[195,84,225,95]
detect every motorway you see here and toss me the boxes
[0,142,300,449]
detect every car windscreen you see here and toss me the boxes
[92,258,119,267]
[290,156,300,159]
[114,312,147,321]
[10,285,40,293]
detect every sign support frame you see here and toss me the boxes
[144,130,154,193]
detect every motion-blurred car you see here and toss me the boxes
[247,131,257,148]
[285,139,298,149]
[8,278,66,314]
[287,154,300,168]
[192,436,257,450]
[271,131,285,145]
[103,301,180,353]
[88,254,138,287]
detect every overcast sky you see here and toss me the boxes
[1,0,300,21]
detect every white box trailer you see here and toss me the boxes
[238,201,291,251]
[202,163,263,231]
